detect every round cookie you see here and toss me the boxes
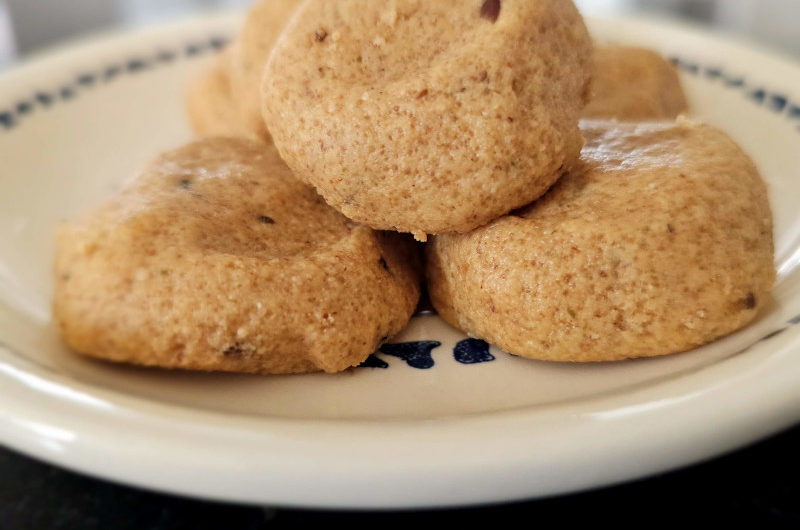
[228,0,303,140]
[54,138,421,374]
[185,50,253,139]
[262,0,593,238]
[583,45,688,120]
[427,119,775,362]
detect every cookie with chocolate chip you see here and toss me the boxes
[427,119,774,362]
[584,45,689,120]
[262,0,593,238]
[54,138,421,374]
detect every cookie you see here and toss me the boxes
[228,0,303,140]
[583,45,688,120]
[262,0,593,238]
[185,50,251,138]
[427,119,775,362]
[54,138,421,374]
[185,1,301,141]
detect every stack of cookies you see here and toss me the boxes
[54,0,775,374]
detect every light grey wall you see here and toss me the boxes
[3,0,800,59]
[5,0,116,55]
[0,2,13,68]
[578,0,800,57]
[113,0,249,25]
[4,0,249,55]
[711,0,800,57]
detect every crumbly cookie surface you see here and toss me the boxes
[54,138,421,374]
[427,119,775,362]
[262,0,593,237]
[583,45,688,120]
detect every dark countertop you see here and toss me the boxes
[2,424,798,528]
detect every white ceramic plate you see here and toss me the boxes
[1,12,800,510]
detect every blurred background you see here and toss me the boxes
[0,0,799,70]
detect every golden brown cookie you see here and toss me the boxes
[228,0,303,140]
[427,119,775,362]
[262,0,593,238]
[185,50,251,138]
[583,45,689,120]
[185,1,301,141]
[54,138,421,374]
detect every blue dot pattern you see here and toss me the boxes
[669,57,799,127]
[0,35,231,133]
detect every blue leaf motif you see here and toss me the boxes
[379,341,441,369]
[453,338,495,365]
[359,354,389,369]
